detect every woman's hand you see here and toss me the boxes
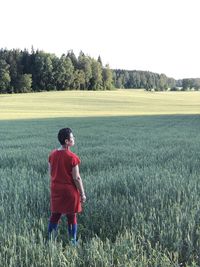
[81,193,86,203]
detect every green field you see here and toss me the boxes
[1,91,200,266]
[0,90,200,119]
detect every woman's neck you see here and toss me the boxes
[58,145,69,150]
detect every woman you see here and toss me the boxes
[48,128,86,245]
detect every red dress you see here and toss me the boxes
[48,149,82,214]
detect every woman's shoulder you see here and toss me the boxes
[49,149,57,155]
[67,150,79,159]
[67,150,81,166]
[48,149,58,162]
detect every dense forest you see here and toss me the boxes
[0,48,200,93]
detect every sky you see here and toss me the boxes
[1,0,200,79]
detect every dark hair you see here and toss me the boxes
[58,128,72,145]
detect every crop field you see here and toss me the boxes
[1,91,200,266]
[0,90,200,120]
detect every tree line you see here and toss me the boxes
[0,48,199,93]
[113,69,177,91]
[113,70,200,91]
[0,48,113,93]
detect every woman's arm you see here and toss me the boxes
[48,163,51,175]
[72,165,86,203]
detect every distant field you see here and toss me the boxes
[0,90,200,120]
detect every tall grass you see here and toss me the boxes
[1,115,200,266]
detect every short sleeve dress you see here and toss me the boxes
[48,149,82,214]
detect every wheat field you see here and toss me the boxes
[0,90,200,120]
[1,90,200,266]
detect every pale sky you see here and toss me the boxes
[1,0,200,79]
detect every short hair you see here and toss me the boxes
[58,128,72,145]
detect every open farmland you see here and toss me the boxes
[0,90,200,120]
[1,114,200,266]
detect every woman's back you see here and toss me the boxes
[49,149,80,186]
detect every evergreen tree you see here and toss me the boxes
[89,59,103,90]
[31,51,53,90]
[140,73,147,88]
[6,49,23,91]
[77,52,92,89]
[116,75,124,88]
[135,72,141,88]
[182,79,191,90]
[0,59,11,93]
[97,55,103,66]
[102,64,113,90]
[67,50,78,69]
[72,70,85,90]
[193,79,200,90]
[52,55,74,90]
[156,74,168,91]
[167,78,176,89]
[16,74,32,93]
